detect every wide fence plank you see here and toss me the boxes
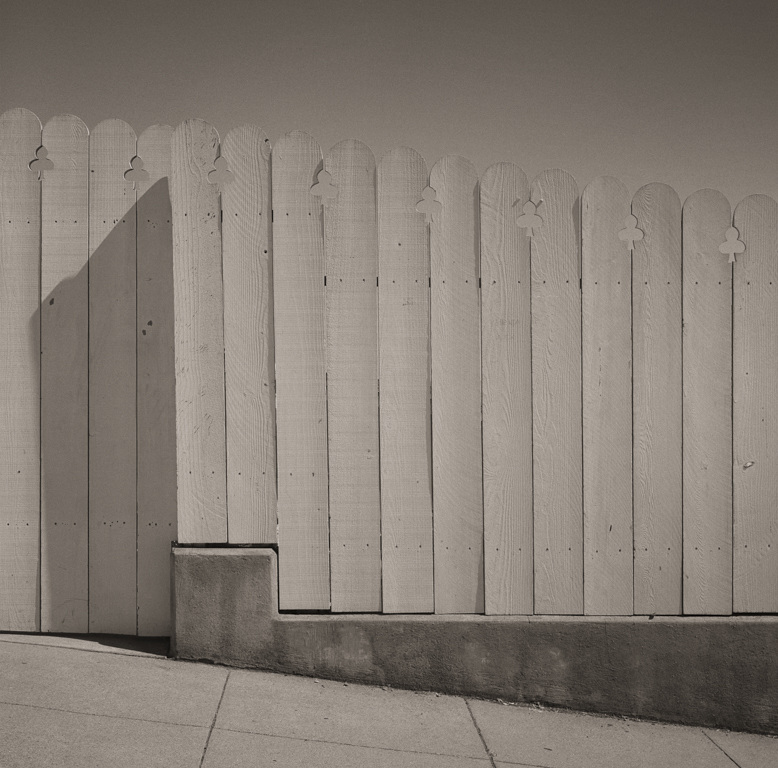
[0,108,41,631]
[682,189,732,615]
[170,119,227,543]
[221,125,276,544]
[40,114,89,633]
[581,176,632,615]
[88,119,137,634]
[136,124,176,635]
[431,155,483,614]
[325,139,381,612]
[632,183,682,615]
[272,132,329,609]
[480,162,532,615]
[531,169,582,615]
[377,146,433,614]
[733,194,778,613]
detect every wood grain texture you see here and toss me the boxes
[581,176,632,615]
[136,124,176,635]
[733,194,778,612]
[0,108,41,631]
[325,140,381,612]
[40,114,89,633]
[377,147,433,613]
[682,189,732,616]
[632,183,682,615]
[531,169,583,615]
[430,155,484,614]
[88,119,137,634]
[480,162,532,615]
[221,125,276,544]
[170,120,227,543]
[272,132,329,609]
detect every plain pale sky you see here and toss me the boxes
[2,0,777,206]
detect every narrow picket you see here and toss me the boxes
[733,194,778,612]
[430,155,483,614]
[272,132,329,609]
[632,183,682,615]
[531,169,582,615]
[480,162,533,615]
[581,176,632,615]
[170,120,227,543]
[136,124,176,635]
[40,114,89,633]
[377,147,433,614]
[88,119,137,634]
[0,108,41,631]
[682,189,732,616]
[325,139,381,612]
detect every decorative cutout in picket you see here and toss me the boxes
[415,185,441,224]
[124,155,149,190]
[29,146,54,180]
[207,155,234,192]
[516,200,542,238]
[618,214,644,251]
[719,226,745,263]
[310,168,337,203]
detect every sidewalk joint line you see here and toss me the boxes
[200,671,230,768]
[703,730,744,768]
[465,698,498,768]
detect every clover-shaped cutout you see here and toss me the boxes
[415,186,442,225]
[310,169,338,204]
[516,201,543,238]
[719,226,745,264]
[618,214,644,252]
[124,156,149,190]
[29,146,54,181]
[207,155,234,193]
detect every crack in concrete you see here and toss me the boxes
[703,729,744,768]
[466,698,499,768]
[200,670,230,768]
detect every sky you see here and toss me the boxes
[2,0,777,207]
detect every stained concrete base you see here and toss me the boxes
[170,547,778,736]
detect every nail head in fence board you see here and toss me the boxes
[682,189,733,616]
[0,108,41,631]
[430,155,484,614]
[530,169,583,615]
[582,176,633,616]
[377,147,433,614]
[170,119,227,543]
[88,119,138,634]
[40,114,89,633]
[221,125,276,544]
[733,194,778,613]
[136,124,176,635]
[480,162,532,615]
[632,183,682,615]
[325,139,381,612]
[272,132,329,609]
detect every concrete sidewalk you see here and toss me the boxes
[0,633,776,767]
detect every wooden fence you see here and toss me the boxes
[1,108,777,635]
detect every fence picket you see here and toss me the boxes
[325,139,381,612]
[221,125,276,544]
[136,124,176,635]
[170,120,227,543]
[632,183,682,615]
[531,169,582,615]
[377,147,433,613]
[0,108,41,631]
[733,194,778,612]
[682,189,732,615]
[582,176,632,615]
[431,156,483,614]
[480,162,532,615]
[272,132,330,609]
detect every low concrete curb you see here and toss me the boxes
[171,547,778,735]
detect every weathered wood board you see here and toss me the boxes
[581,176,633,615]
[480,162,533,615]
[430,155,484,614]
[377,146,433,613]
[682,189,732,615]
[272,132,330,609]
[632,183,682,615]
[531,169,582,615]
[0,108,41,631]
[40,114,89,633]
[733,194,778,612]
[325,140,381,612]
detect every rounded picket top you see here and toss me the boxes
[481,161,528,190]
[430,154,479,182]
[633,181,681,213]
[683,187,728,212]
[223,123,271,162]
[734,194,778,274]
[43,113,89,137]
[272,130,321,160]
[0,108,42,176]
[91,117,137,144]
[582,176,632,272]
[0,107,42,135]
[378,145,427,172]
[582,175,630,205]
[172,119,221,177]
